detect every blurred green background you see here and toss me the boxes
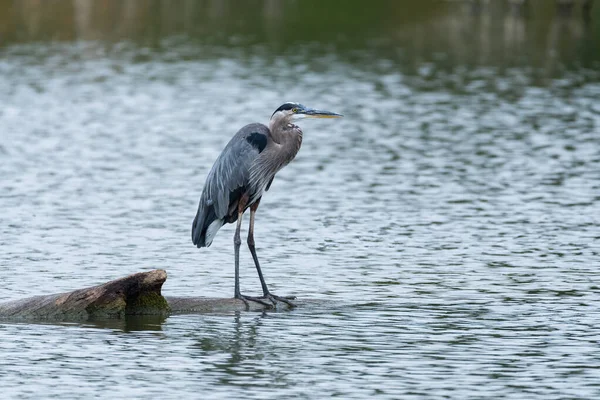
[1,0,598,81]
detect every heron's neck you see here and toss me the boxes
[268,120,303,167]
[268,114,292,136]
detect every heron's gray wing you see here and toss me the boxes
[202,123,269,219]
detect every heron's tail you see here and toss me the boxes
[192,204,224,248]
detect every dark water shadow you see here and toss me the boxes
[0,314,167,332]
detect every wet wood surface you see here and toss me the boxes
[0,270,296,320]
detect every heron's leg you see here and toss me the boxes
[247,200,269,296]
[233,195,272,309]
[233,208,244,300]
[247,200,296,308]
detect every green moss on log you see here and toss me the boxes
[126,292,170,316]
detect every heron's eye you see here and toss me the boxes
[292,108,298,113]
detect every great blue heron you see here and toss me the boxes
[192,102,342,308]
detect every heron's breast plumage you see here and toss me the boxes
[248,130,302,204]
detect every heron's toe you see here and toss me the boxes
[237,294,275,309]
[265,293,296,308]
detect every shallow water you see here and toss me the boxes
[1,1,600,399]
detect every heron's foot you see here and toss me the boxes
[236,294,274,309]
[264,293,296,308]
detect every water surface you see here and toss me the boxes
[1,1,600,399]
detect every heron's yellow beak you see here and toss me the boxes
[300,108,343,118]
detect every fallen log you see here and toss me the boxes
[0,269,291,320]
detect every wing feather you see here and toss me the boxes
[202,123,269,219]
[192,123,270,247]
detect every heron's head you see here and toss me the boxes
[270,102,343,126]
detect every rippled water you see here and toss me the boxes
[2,2,600,398]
